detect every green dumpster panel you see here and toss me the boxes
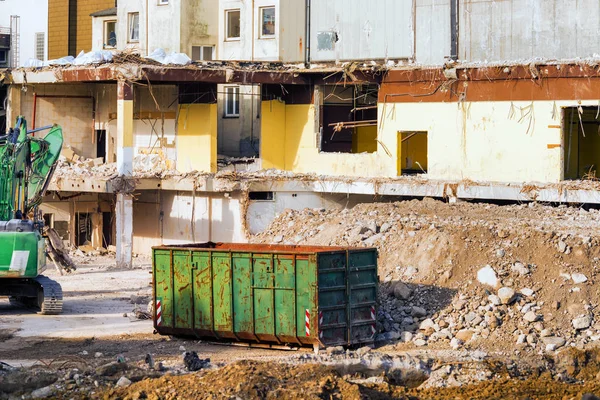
[192,253,212,331]
[173,252,192,329]
[153,249,173,328]
[232,254,253,333]
[212,252,233,332]
[152,243,377,348]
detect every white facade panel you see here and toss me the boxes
[459,0,600,62]
[309,0,413,62]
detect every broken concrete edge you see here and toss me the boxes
[46,172,600,205]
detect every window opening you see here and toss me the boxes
[104,21,116,48]
[128,12,140,42]
[0,50,6,64]
[249,191,274,201]
[76,213,92,246]
[192,45,214,61]
[260,7,275,37]
[320,84,379,153]
[225,86,240,117]
[226,10,241,40]
[563,106,600,180]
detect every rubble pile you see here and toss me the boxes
[54,146,178,180]
[254,199,600,355]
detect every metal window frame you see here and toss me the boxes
[34,32,45,60]
[224,85,240,118]
[225,9,241,41]
[103,20,117,49]
[259,6,276,39]
[128,12,140,43]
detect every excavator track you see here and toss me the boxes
[34,275,63,315]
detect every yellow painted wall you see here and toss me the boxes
[259,102,394,177]
[177,104,217,173]
[261,100,287,170]
[352,126,378,153]
[399,132,428,173]
[258,99,588,182]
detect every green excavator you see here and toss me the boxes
[0,117,68,314]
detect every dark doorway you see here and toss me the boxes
[563,106,600,180]
[102,212,113,248]
[76,213,92,246]
[96,129,106,162]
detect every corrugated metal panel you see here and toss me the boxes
[152,243,378,349]
[415,0,451,65]
[309,0,413,62]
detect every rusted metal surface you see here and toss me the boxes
[152,242,378,349]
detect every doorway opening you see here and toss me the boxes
[75,213,92,246]
[563,107,600,180]
[398,131,428,175]
[96,129,106,162]
[102,212,113,248]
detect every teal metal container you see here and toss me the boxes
[152,243,378,349]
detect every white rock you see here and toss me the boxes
[520,288,534,297]
[516,334,527,344]
[450,337,463,349]
[488,294,501,306]
[558,240,568,253]
[540,329,552,337]
[414,339,427,347]
[116,377,132,388]
[31,386,54,399]
[403,266,418,278]
[477,265,498,287]
[571,273,588,284]
[572,315,592,330]
[95,352,103,358]
[511,262,530,276]
[546,343,558,352]
[400,331,414,343]
[542,336,566,348]
[560,272,572,280]
[496,249,506,258]
[419,318,435,331]
[498,287,516,305]
[274,235,284,243]
[523,311,539,323]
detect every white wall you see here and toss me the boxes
[0,0,48,64]
[92,15,117,52]
[309,0,413,62]
[117,0,146,54]
[218,0,303,62]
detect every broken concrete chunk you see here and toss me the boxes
[571,273,588,284]
[392,282,412,300]
[511,262,530,276]
[523,311,540,323]
[477,265,498,287]
[497,287,516,305]
[572,315,592,330]
[116,377,132,388]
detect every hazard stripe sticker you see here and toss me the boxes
[156,298,162,326]
[305,309,310,336]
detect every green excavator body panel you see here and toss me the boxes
[0,231,46,278]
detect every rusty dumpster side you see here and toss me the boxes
[152,243,378,349]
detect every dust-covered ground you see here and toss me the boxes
[4,199,600,399]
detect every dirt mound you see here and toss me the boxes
[253,199,600,354]
[101,360,363,400]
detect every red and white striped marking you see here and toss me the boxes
[156,298,162,326]
[319,311,324,339]
[370,305,376,337]
[305,309,311,336]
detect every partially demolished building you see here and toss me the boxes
[2,0,600,267]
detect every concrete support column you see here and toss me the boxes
[6,85,21,129]
[116,193,133,268]
[116,81,134,268]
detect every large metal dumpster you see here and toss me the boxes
[152,243,378,349]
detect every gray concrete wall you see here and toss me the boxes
[459,0,600,62]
